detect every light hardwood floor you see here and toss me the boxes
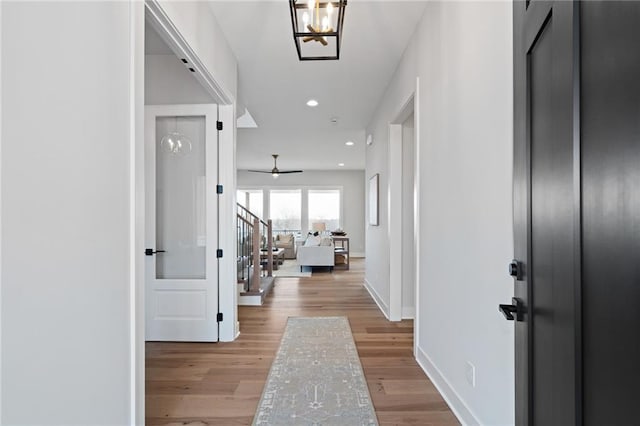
[146,259,459,425]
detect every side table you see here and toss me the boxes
[332,236,350,270]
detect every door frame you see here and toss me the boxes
[131,1,237,423]
[387,79,421,355]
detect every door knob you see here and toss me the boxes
[499,297,525,321]
[145,248,166,256]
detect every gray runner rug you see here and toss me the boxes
[253,316,378,426]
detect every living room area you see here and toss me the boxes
[236,168,366,286]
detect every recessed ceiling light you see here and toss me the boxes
[306,99,319,107]
[345,141,354,146]
[338,163,345,167]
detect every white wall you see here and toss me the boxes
[145,54,216,105]
[1,2,240,423]
[1,2,134,424]
[156,0,237,103]
[237,170,365,256]
[365,2,514,424]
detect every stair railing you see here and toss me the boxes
[237,203,273,294]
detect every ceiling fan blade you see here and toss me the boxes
[248,155,301,175]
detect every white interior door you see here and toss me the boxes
[145,104,219,342]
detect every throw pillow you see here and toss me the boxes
[319,237,333,246]
[279,233,293,244]
[303,236,321,246]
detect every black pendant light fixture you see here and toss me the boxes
[289,0,347,61]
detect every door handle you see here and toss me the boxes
[499,297,525,321]
[145,248,166,256]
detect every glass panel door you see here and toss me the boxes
[155,116,206,279]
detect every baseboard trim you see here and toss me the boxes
[364,278,389,320]
[415,346,481,426]
[350,252,365,258]
[401,307,415,319]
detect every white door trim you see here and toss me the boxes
[130,3,145,424]
[387,79,420,353]
[0,2,4,420]
[388,123,403,321]
[413,77,421,359]
[217,104,238,341]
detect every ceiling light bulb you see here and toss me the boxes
[160,131,192,156]
[272,172,280,179]
[327,2,334,18]
[322,16,328,31]
[302,12,309,27]
[345,141,354,146]
[306,99,318,107]
[338,163,345,167]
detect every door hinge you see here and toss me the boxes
[216,121,223,131]
[216,249,223,258]
[217,312,223,322]
[216,184,223,194]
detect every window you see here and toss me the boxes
[308,189,341,232]
[237,189,263,219]
[270,189,302,232]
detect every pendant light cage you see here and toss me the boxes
[289,0,347,61]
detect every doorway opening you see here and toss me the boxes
[137,6,237,422]
[388,83,420,348]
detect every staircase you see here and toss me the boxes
[237,203,275,305]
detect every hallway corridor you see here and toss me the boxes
[146,259,458,425]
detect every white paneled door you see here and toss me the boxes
[145,104,219,342]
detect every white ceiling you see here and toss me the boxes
[208,1,427,171]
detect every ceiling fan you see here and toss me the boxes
[248,154,303,178]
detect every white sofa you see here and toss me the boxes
[296,236,335,270]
